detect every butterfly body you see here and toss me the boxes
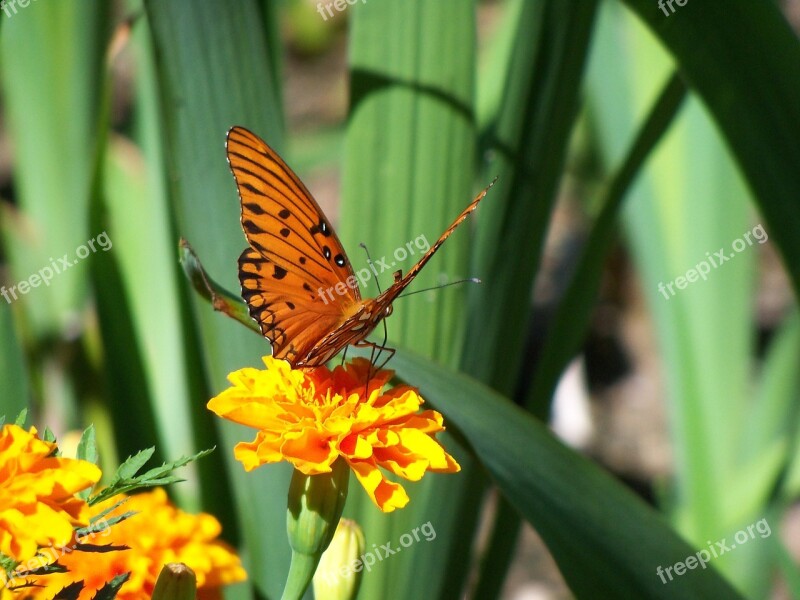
[227,126,492,369]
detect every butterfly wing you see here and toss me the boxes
[227,126,362,366]
[373,179,496,308]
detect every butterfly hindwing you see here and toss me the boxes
[238,248,348,364]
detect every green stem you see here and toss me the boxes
[281,551,320,600]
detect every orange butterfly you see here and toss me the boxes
[226,126,493,368]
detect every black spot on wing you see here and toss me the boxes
[241,182,266,196]
[279,208,291,219]
[244,221,267,235]
[334,254,346,267]
[273,266,288,280]
[243,202,268,215]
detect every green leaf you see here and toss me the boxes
[77,425,99,465]
[388,347,744,600]
[114,448,156,481]
[92,573,131,600]
[0,0,110,335]
[13,408,27,427]
[90,448,212,505]
[341,3,480,599]
[0,303,30,418]
[142,0,290,594]
[619,0,800,297]
[527,71,686,415]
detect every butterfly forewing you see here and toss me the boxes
[227,126,360,303]
[228,126,364,366]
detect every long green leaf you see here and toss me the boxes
[143,1,288,597]
[341,3,479,599]
[390,347,744,600]
[0,0,109,335]
[619,0,800,297]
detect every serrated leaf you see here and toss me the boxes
[88,498,129,522]
[53,581,84,600]
[91,573,130,600]
[89,448,213,505]
[113,447,155,481]
[136,448,214,481]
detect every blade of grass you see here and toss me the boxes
[143,1,287,597]
[527,71,686,417]
[0,303,29,418]
[0,0,109,336]
[341,3,478,599]
[387,346,744,600]
[589,4,773,594]
[619,0,800,298]
[467,2,599,597]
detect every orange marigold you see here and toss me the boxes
[24,488,246,600]
[0,424,100,563]
[207,356,460,512]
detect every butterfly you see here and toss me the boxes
[226,126,493,368]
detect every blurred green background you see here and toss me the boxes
[1,0,799,598]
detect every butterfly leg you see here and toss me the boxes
[352,339,396,396]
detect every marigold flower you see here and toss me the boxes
[0,424,100,563]
[24,488,246,600]
[207,357,460,512]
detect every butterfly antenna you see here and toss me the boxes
[397,277,482,299]
[359,242,383,294]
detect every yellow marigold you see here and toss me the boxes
[25,488,246,600]
[0,424,100,562]
[207,356,460,512]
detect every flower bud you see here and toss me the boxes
[282,459,350,600]
[313,519,366,600]
[151,563,197,600]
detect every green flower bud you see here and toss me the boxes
[151,563,197,600]
[282,459,350,600]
